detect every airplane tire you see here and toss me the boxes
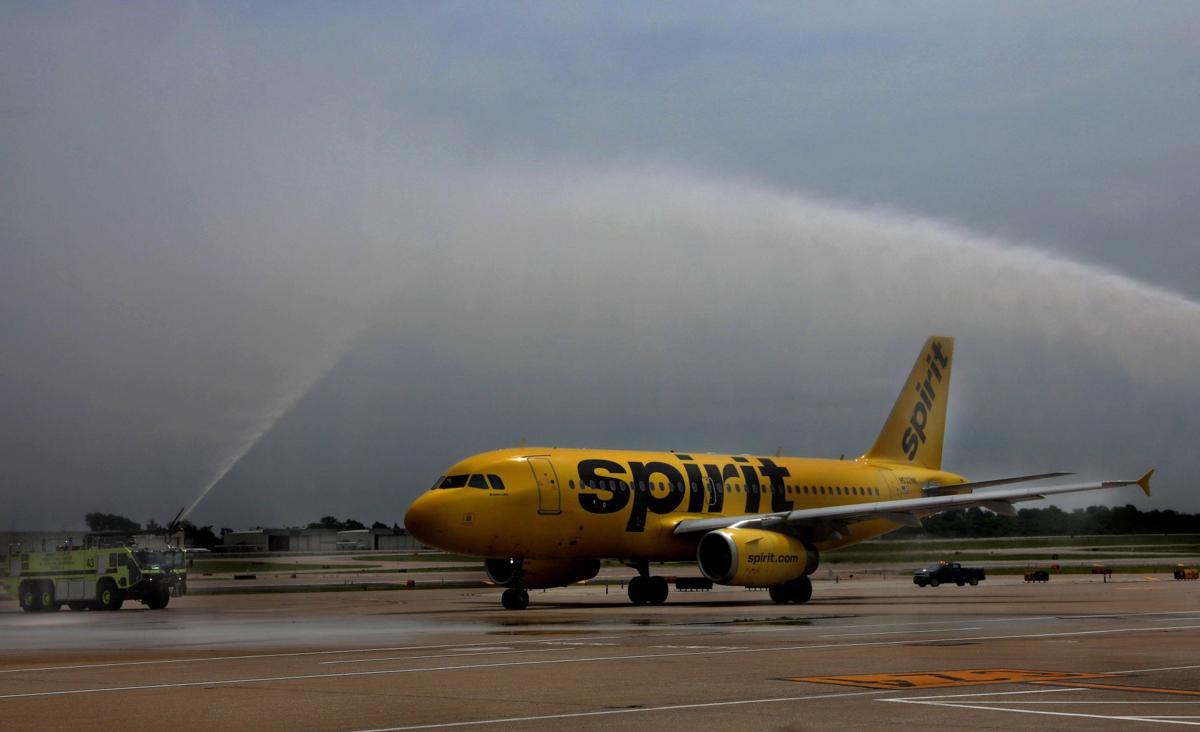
[501,588,529,610]
[787,576,813,604]
[647,576,669,605]
[627,576,649,605]
[769,585,789,604]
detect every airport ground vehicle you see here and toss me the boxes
[1175,566,1199,580]
[1024,569,1051,582]
[912,561,985,587]
[2,540,187,612]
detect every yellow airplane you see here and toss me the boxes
[404,336,1152,610]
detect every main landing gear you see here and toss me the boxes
[626,562,669,606]
[768,575,813,604]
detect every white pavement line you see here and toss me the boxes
[725,615,1055,634]
[351,689,891,731]
[0,636,625,675]
[885,700,1200,726]
[321,649,569,665]
[818,626,982,638]
[5,623,1200,700]
[1110,665,1200,675]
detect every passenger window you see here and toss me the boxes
[568,480,575,489]
[488,474,505,490]
[468,474,488,490]
[440,475,469,488]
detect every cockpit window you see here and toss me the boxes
[431,475,445,491]
[439,475,469,489]
[487,474,505,490]
[468,474,488,490]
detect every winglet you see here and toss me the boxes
[1137,469,1154,497]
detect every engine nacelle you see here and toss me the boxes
[484,558,601,589]
[697,528,819,587]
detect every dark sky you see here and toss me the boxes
[2,4,1198,530]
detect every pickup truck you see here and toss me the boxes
[913,562,985,587]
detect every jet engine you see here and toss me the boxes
[696,528,819,587]
[484,558,601,589]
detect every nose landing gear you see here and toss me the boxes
[500,587,529,610]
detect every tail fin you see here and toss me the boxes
[863,336,955,469]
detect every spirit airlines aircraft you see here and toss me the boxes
[404,337,1152,610]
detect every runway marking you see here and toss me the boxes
[1112,665,1200,675]
[4,623,1199,700]
[817,626,981,638]
[350,689,893,731]
[0,636,626,675]
[1037,681,1200,697]
[321,648,570,665]
[883,689,1200,726]
[793,669,1109,690]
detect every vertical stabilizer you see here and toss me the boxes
[863,336,954,469]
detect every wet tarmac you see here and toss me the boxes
[2,574,1199,730]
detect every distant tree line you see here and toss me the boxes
[84,512,228,549]
[890,504,1200,539]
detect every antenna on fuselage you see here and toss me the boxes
[774,446,782,457]
[517,437,527,448]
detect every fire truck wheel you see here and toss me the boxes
[38,581,58,611]
[96,578,123,611]
[19,582,43,612]
[145,586,170,610]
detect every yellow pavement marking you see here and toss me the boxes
[792,669,1111,690]
[1037,681,1200,697]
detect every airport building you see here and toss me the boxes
[220,526,424,553]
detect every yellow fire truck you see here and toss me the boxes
[3,539,187,612]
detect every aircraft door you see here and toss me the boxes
[528,457,562,515]
[877,469,901,498]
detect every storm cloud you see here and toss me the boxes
[1,4,1197,529]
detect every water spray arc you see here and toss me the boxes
[174,330,365,527]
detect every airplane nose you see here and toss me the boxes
[404,492,441,547]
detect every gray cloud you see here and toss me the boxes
[1,4,1198,529]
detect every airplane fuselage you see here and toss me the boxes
[405,447,965,561]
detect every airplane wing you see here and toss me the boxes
[672,470,1153,538]
[921,471,1071,495]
